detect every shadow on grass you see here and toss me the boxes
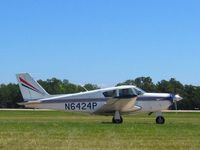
[101,122,115,124]
[101,121,155,125]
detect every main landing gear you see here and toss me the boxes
[112,111,123,124]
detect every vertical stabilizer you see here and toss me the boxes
[16,73,50,101]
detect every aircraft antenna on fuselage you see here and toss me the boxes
[80,85,88,91]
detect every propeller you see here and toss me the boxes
[171,94,183,112]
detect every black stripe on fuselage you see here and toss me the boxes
[37,96,173,104]
[137,96,173,101]
[41,98,108,103]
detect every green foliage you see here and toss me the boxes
[0,84,22,108]
[117,77,156,92]
[0,76,200,110]
[156,78,184,94]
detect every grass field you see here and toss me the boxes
[0,110,199,150]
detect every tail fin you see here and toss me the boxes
[16,73,50,101]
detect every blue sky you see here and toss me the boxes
[0,0,200,86]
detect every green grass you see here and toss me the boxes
[0,110,199,150]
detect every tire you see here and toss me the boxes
[112,116,123,124]
[156,116,165,124]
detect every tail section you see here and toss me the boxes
[16,73,50,101]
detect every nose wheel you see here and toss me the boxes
[112,116,123,124]
[156,116,165,124]
[112,111,123,124]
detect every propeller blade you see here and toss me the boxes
[174,100,178,113]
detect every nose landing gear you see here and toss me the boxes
[155,112,165,124]
[112,111,123,124]
[156,116,165,124]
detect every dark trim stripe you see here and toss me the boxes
[41,98,108,103]
[137,96,172,101]
[137,96,173,104]
[26,96,173,104]
[21,83,40,93]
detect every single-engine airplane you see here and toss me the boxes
[16,73,183,124]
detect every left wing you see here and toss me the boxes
[94,97,141,115]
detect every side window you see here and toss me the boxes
[103,90,117,98]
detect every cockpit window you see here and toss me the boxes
[103,87,145,98]
[103,90,117,98]
[118,88,137,98]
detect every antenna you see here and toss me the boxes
[80,85,88,91]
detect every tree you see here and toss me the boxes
[117,77,156,92]
[156,78,184,94]
[179,85,200,110]
[134,77,156,92]
[0,83,22,108]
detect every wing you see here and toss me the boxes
[94,96,141,115]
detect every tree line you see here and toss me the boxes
[0,77,199,110]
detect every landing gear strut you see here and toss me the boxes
[155,112,165,124]
[112,111,123,124]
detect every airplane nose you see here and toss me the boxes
[174,94,183,101]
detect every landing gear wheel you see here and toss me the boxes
[112,116,123,124]
[156,116,165,124]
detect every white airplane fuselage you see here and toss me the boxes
[16,73,183,124]
[21,87,178,114]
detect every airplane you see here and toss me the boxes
[16,73,183,124]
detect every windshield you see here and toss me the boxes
[133,87,146,95]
